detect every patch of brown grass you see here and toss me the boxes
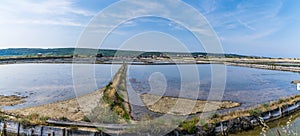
[0,95,25,106]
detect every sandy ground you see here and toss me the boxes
[5,88,104,121]
[0,95,25,106]
[141,94,240,115]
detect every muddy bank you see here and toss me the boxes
[141,94,240,115]
[5,88,103,121]
[0,95,25,107]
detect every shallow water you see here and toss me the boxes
[1,63,300,122]
[127,64,300,119]
[128,64,300,105]
[0,63,120,109]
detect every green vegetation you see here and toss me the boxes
[82,116,91,122]
[211,113,219,119]
[18,113,49,127]
[210,94,300,124]
[59,116,69,121]
[102,82,114,105]
[102,65,130,121]
[0,112,7,122]
[263,103,270,110]
[249,109,263,117]
[89,64,131,124]
[277,98,285,104]
[180,117,199,134]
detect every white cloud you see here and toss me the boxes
[0,0,96,48]
[0,0,95,27]
[0,0,94,16]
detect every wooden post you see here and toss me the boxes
[220,122,224,136]
[41,126,44,136]
[3,121,7,136]
[67,129,70,136]
[17,122,20,136]
[279,107,282,117]
[31,128,35,136]
[62,128,66,136]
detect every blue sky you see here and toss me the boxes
[0,0,299,57]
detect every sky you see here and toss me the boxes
[0,0,299,58]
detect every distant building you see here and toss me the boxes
[96,53,103,58]
[151,55,157,59]
[37,53,43,57]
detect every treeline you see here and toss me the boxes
[0,48,259,58]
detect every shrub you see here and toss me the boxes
[0,114,7,122]
[27,113,39,120]
[20,118,31,128]
[249,109,262,117]
[180,117,199,134]
[211,113,219,119]
[82,116,91,122]
[106,82,113,88]
[263,103,270,110]
[278,98,285,104]
[59,116,69,121]
[39,116,49,122]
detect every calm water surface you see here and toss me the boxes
[127,64,300,119]
[0,63,120,109]
[128,64,300,106]
[1,63,300,134]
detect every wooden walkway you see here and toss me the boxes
[46,119,131,130]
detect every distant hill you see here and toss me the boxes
[0,48,261,58]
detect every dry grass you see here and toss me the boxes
[0,95,25,106]
[213,94,300,123]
